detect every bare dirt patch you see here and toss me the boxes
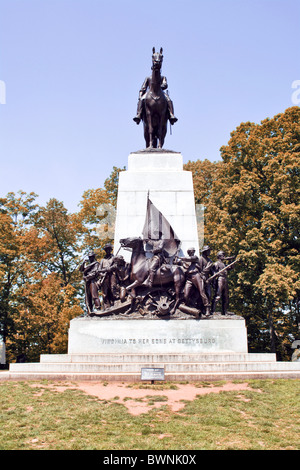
[27,381,260,415]
[65,381,259,415]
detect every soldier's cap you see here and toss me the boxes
[217,251,225,258]
[103,243,113,250]
[201,245,210,252]
[187,247,195,252]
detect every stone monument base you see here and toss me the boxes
[4,317,300,381]
[67,317,248,354]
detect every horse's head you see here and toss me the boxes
[119,236,143,250]
[152,47,163,71]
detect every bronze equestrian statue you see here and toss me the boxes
[133,47,177,149]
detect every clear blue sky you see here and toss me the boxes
[1,0,299,213]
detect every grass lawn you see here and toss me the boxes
[0,379,299,450]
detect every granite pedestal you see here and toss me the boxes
[5,316,300,381]
[114,150,201,261]
[67,317,248,354]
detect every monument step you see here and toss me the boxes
[2,369,300,382]
[40,352,277,363]
[9,360,300,374]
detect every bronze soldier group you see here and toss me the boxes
[79,243,131,313]
[80,241,237,317]
[174,246,238,316]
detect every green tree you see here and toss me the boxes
[33,198,81,287]
[204,107,300,358]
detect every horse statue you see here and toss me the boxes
[133,47,177,149]
[119,236,185,312]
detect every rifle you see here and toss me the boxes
[206,259,239,284]
[83,261,98,275]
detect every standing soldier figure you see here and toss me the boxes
[176,247,211,316]
[80,251,102,313]
[210,251,236,315]
[98,243,116,309]
[198,245,214,314]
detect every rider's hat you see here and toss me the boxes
[103,243,113,250]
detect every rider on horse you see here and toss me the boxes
[142,239,168,288]
[133,48,178,126]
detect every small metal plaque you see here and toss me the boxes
[141,367,165,381]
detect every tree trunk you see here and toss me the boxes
[268,310,277,354]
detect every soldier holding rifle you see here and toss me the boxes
[175,247,212,316]
[98,243,115,309]
[207,251,238,315]
[79,251,102,313]
[79,243,115,313]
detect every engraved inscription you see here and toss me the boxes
[99,337,216,345]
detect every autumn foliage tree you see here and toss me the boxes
[183,159,221,208]
[203,107,300,358]
[0,192,39,352]
[0,193,84,362]
[0,167,124,363]
[73,166,125,258]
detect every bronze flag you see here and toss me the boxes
[142,194,181,257]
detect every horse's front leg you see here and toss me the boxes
[143,122,150,149]
[157,120,163,149]
[146,109,153,148]
[170,269,184,314]
[126,280,141,292]
[158,112,167,148]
